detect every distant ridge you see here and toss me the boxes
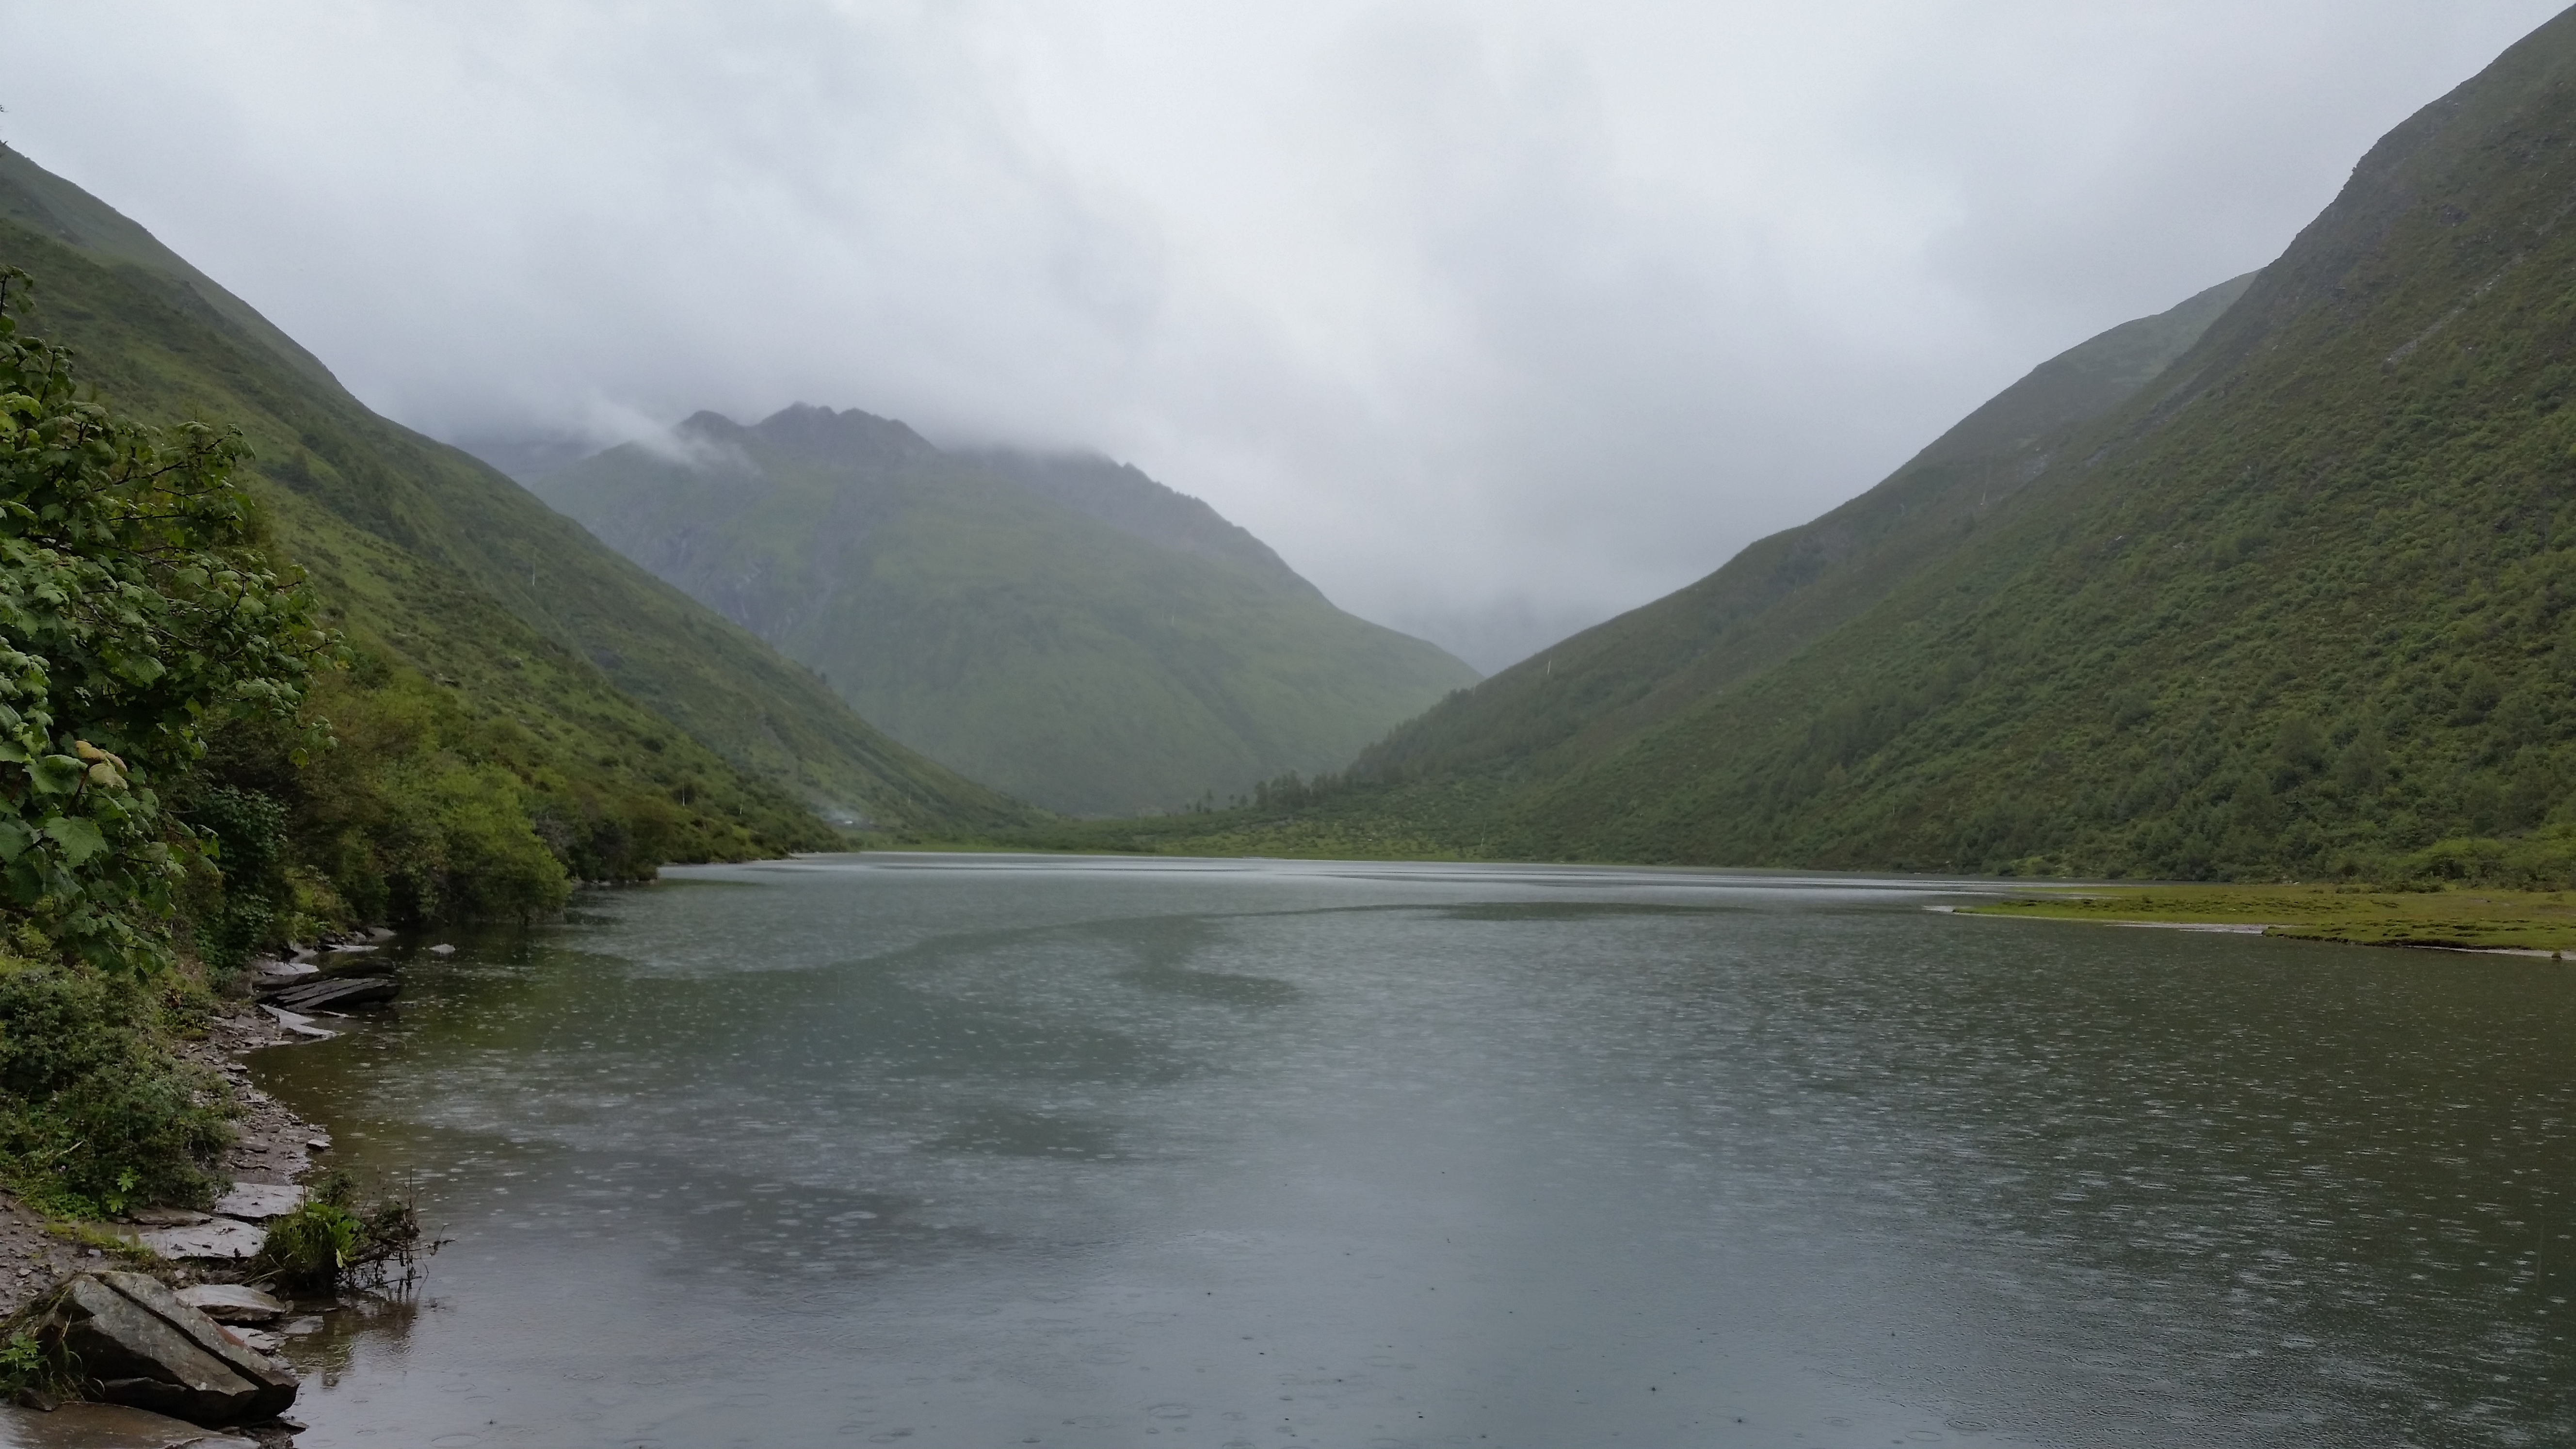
[961,448,1320,596]
[537,408,1479,815]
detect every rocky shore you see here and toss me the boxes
[0,1003,326,1322]
[0,935,422,1445]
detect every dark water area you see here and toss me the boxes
[251,854,2576,1448]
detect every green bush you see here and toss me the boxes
[0,957,229,1214]
[0,267,327,974]
[259,1169,423,1291]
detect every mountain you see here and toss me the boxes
[0,144,1028,861]
[532,411,1480,815]
[1346,271,2256,788]
[1066,4,2576,884]
[960,448,1314,590]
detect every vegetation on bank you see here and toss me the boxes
[258,1168,424,1292]
[0,266,318,1212]
[0,134,1028,1224]
[0,265,851,1219]
[1964,883,2576,953]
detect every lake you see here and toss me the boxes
[251,853,2575,1447]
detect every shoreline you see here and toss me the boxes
[1950,882,2576,956]
[0,1000,331,1323]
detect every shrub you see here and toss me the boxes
[0,266,328,973]
[0,956,229,1214]
[258,1170,425,1292]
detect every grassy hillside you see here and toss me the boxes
[962,448,1315,591]
[0,145,1026,847]
[1497,6,2576,879]
[1346,272,2254,788]
[1013,5,2576,884]
[535,408,1479,815]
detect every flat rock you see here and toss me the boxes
[173,1285,285,1325]
[277,1318,321,1336]
[46,1277,262,1425]
[208,1184,303,1222]
[123,1208,208,1227]
[135,1219,264,1261]
[427,943,457,954]
[255,1005,334,1041]
[93,1274,297,1422]
[265,975,397,1013]
[0,1401,257,1448]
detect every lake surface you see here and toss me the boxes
[252,854,2576,1448]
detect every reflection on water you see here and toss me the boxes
[249,855,2576,1448]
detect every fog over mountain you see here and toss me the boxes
[1,0,2562,669]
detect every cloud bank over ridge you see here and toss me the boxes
[1,0,2562,668]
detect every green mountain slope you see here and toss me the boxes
[1497,4,2576,878]
[962,448,1316,591]
[1351,272,2255,787]
[534,409,1480,815]
[1054,5,2576,883]
[0,144,1027,847]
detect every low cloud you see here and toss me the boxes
[3,0,2563,669]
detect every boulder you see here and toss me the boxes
[0,1400,258,1448]
[35,1275,296,1425]
[89,1274,295,1422]
[170,1286,284,1325]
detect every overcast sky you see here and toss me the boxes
[2,2,2566,668]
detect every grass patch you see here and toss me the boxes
[1964,883,2576,952]
[42,1219,155,1265]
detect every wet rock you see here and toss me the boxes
[207,1185,303,1222]
[427,943,457,955]
[264,975,397,1013]
[122,1209,208,1228]
[134,1219,264,1262]
[276,1318,321,1336]
[92,1275,296,1422]
[0,1400,258,1448]
[172,1285,284,1325]
[255,1005,333,1041]
[36,1273,296,1424]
